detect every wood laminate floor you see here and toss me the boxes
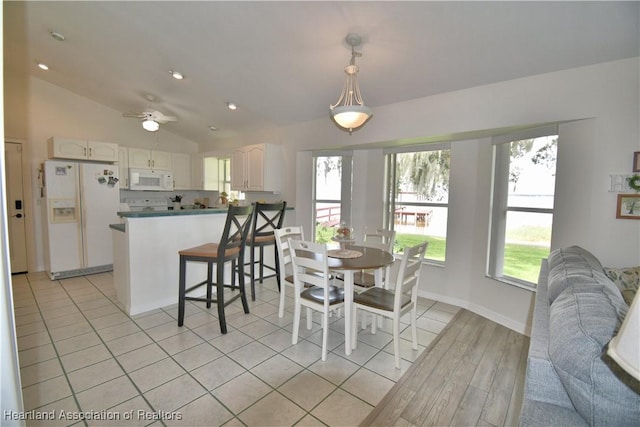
[361,309,530,427]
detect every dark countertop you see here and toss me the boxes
[117,206,293,218]
[109,223,125,232]
[117,207,229,218]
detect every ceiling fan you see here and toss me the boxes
[123,109,177,132]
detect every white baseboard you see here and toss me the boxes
[418,290,530,336]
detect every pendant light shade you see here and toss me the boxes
[330,34,372,134]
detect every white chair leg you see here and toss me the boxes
[411,307,418,350]
[306,307,313,329]
[278,281,286,318]
[393,317,401,369]
[292,301,301,345]
[361,311,367,330]
[371,313,378,334]
[321,310,329,361]
[352,306,358,350]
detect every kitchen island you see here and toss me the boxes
[111,207,292,316]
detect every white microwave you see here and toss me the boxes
[129,168,174,191]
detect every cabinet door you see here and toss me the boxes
[172,153,191,190]
[151,150,172,170]
[49,137,87,160]
[191,153,204,190]
[128,148,152,169]
[246,145,265,191]
[230,149,247,190]
[88,141,118,162]
[118,147,129,189]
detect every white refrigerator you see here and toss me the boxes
[43,160,120,280]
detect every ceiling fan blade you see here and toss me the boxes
[150,110,177,123]
[122,112,147,119]
[156,115,177,124]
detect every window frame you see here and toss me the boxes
[383,143,451,263]
[312,152,353,242]
[487,125,558,288]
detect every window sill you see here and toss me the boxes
[487,275,537,292]
[423,259,445,268]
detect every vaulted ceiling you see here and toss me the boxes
[4,1,639,143]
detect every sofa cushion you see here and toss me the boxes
[603,265,639,305]
[548,245,603,272]
[549,282,640,426]
[546,246,607,303]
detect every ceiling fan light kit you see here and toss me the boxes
[329,33,372,134]
[123,106,177,132]
[142,119,160,132]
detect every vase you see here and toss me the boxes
[173,202,181,210]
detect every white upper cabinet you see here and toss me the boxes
[128,148,172,170]
[230,143,282,192]
[191,153,204,191]
[117,147,129,189]
[172,153,191,190]
[48,137,118,162]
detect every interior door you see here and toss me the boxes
[4,142,28,273]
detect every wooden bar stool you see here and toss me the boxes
[177,205,254,334]
[246,201,287,301]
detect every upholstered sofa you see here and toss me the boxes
[519,246,640,426]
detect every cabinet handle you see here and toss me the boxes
[89,147,93,157]
[83,147,87,157]
[148,159,151,167]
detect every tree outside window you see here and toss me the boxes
[384,148,450,261]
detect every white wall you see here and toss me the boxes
[4,58,639,335]
[4,71,200,272]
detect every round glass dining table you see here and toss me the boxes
[326,244,395,355]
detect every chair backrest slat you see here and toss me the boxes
[218,205,254,258]
[289,239,331,290]
[252,201,287,239]
[363,227,396,253]
[274,226,304,277]
[394,241,428,310]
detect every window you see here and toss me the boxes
[313,154,353,243]
[383,146,450,261]
[488,130,558,286]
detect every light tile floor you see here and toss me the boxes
[11,271,459,427]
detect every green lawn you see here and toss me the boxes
[502,243,549,283]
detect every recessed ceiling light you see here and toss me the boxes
[208,125,218,131]
[37,63,49,70]
[227,102,237,110]
[169,70,184,80]
[50,31,65,42]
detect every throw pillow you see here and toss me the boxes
[603,266,640,305]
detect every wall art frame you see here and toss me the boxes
[633,151,640,172]
[616,194,640,219]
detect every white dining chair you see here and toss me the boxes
[352,241,428,368]
[289,239,345,361]
[335,227,396,329]
[274,226,304,318]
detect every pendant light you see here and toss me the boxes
[329,33,373,134]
